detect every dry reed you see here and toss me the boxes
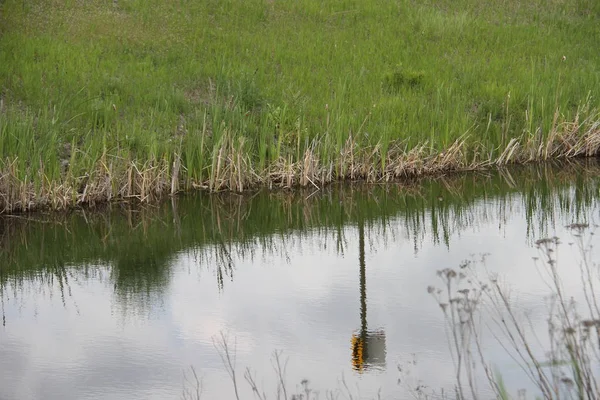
[1,108,599,214]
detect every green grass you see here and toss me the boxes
[1,0,599,210]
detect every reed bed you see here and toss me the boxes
[1,108,599,213]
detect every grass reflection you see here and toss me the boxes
[0,160,599,316]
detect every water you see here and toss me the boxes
[1,161,600,400]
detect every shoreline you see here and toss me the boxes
[2,0,599,215]
[1,119,599,215]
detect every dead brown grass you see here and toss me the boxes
[1,108,599,214]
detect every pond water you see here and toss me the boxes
[1,160,600,400]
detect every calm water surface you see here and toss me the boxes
[1,161,600,400]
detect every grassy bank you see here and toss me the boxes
[1,0,599,212]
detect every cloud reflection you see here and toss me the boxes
[1,162,600,399]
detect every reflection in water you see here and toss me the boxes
[1,160,600,399]
[2,160,599,300]
[352,216,386,373]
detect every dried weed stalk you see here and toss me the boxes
[427,225,600,399]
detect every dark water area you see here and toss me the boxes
[1,160,600,399]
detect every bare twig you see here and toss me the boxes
[182,366,203,400]
[213,331,241,400]
[272,350,289,400]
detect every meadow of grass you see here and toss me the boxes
[1,0,599,211]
